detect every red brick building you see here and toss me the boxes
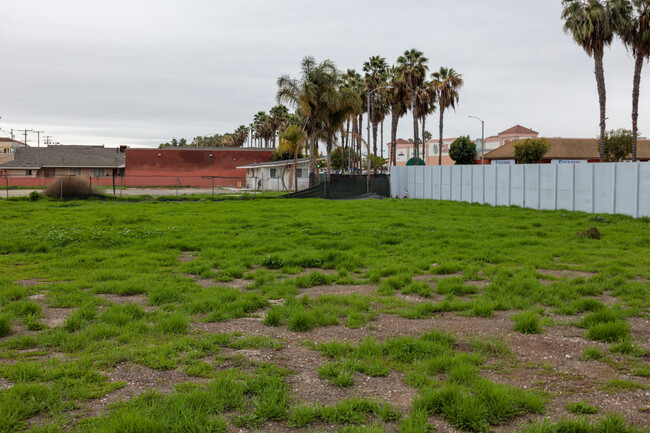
[124,148,274,187]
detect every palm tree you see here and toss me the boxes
[562,0,619,162]
[397,49,429,165]
[615,0,650,162]
[386,67,409,167]
[277,57,339,186]
[269,105,289,148]
[431,67,463,166]
[341,69,365,172]
[363,56,389,158]
[415,82,437,163]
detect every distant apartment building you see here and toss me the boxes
[387,124,538,166]
[0,138,28,165]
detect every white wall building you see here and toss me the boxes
[238,158,311,191]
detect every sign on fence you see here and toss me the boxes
[390,162,650,218]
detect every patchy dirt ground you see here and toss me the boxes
[3,271,649,432]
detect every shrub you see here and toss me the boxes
[28,191,42,201]
[581,346,604,361]
[514,138,550,164]
[578,227,601,240]
[449,136,477,165]
[44,177,101,199]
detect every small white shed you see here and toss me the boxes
[237,158,312,192]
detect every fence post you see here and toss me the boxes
[554,164,558,210]
[439,166,443,200]
[482,164,485,204]
[591,164,596,214]
[460,166,463,202]
[537,164,541,210]
[522,164,526,208]
[176,177,179,197]
[635,162,640,219]
[89,176,92,196]
[572,163,576,212]
[508,164,512,207]
[5,176,8,198]
[60,176,63,199]
[494,165,498,206]
[611,164,617,214]
[470,166,474,203]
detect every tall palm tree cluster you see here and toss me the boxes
[276,51,464,187]
[562,0,650,162]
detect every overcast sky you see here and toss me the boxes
[1,0,648,150]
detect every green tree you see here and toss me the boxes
[330,146,353,170]
[615,0,650,161]
[449,136,476,165]
[397,49,429,166]
[431,67,464,166]
[415,81,437,163]
[604,128,633,161]
[513,138,550,164]
[277,57,339,187]
[342,69,366,171]
[562,0,622,162]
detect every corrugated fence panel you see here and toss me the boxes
[574,163,593,213]
[639,163,650,218]
[390,162,649,218]
[615,163,636,217]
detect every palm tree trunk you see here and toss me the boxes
[380,118,384,161]
[411,91,419,165]
[352,117,358,171]
[391,106,399,167]
[421,115,426,164]
[358,114,364,171]
[309,134,316,187]
[326,139,332,185]
[632,53,643,162]
[594,53,607,163]
[438,108,445,166]
[372,119,379,157]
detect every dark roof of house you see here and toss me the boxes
[0,145,125,169]
[499,125,538,135]
[485,138,650,160]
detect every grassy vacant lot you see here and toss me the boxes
[0,197,648,433]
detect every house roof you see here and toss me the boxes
[0,145,125,169]
[498,125,538,135]
[484,137,650,160]
[387,139,412,146]
[237,158,316,169]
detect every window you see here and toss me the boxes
[296,169,306,178]
[25,169,32,176]
[93,168,105,177]
[70,168,81,176]
[270,168,278,179]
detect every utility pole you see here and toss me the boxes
[33,130,44,147]
[44,136,52,146]
[21,129,33,146]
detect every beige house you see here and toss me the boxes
[0,138,28,166]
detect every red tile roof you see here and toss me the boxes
[499,125,538,135]
[485,137,650,160]
[387,138,411,146]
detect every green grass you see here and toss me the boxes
[0,198,648,432]
[512,310,543,334]
[566,400,599,415]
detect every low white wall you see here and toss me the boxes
[390,162,650,218]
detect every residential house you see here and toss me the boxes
[237,158,311,191]
[484,137,650,163]
[0,145,125,178]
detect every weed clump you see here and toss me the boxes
[45,177,102,199]
[512,311,542,334]
[566,400,599,415]
[0,314,11,337]
[577,227,601,239]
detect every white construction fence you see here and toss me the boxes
[390,162,650,218]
